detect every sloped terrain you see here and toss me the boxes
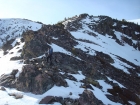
[0,18,42,47]
[0,14,140,105]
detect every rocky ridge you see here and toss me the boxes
[0,14,140,105]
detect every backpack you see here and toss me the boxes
[49,48,53,54]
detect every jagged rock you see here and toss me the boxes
[39,96,79,104]
[0,74,15,88]
[16,64,39,92]
[10,56,22,61]
[16,64,54,94]
[108,86,140,105]
[106,94,123,104]
[18,49,22,52]
[96,51,114,64]
[52,73,68,87]
[2,39,15,52]
[21,30,49,59]
[79,89,103,105]
[32,73,54,94]
[79,13,89,19]
[10,69,18,78]
[20,38,24,42]
[39,96,54,104]
[14,41,20,46]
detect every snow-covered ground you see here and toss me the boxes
[0,18,42,47]
[0,38,25,77]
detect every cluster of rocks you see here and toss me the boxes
[21,22,78,59]
[39,90,103,105]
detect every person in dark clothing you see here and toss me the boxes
[46,47,53,63]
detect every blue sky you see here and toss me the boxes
[0,0,140,24]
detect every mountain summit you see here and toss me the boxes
[0,14,140,105]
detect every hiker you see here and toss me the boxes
[46,46,53,63]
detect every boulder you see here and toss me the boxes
[0,86,6,91]
[32,73,54,94]
[10,56,22,61]
[39,96,54,104]
[52,73,68,87]
[79,90,103,105]
[10,69,18,77]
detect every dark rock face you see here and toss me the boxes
[39,96,54,104]
[0,64,54,94]
[96,51,114,64]
[79,13,89,18]
[21,30,49,59]
[16,64,54,94]
[32,73,54,94]
[21,24,78,59]
[108,86,140,105]
[52,73,68,87]
[0,69,19,88]
[10,56,22,61]
[2,39,15,52]
[16,64,39,92]
[79,90,103,105]
[10,69,18,77]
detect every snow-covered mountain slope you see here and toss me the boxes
[63,14,140,74]
[0,14,140,105]
[0,36,124,105]
[0,18,42,47]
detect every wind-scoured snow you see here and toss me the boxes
[0,18,42,47]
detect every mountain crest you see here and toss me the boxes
[0,14,140,105]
